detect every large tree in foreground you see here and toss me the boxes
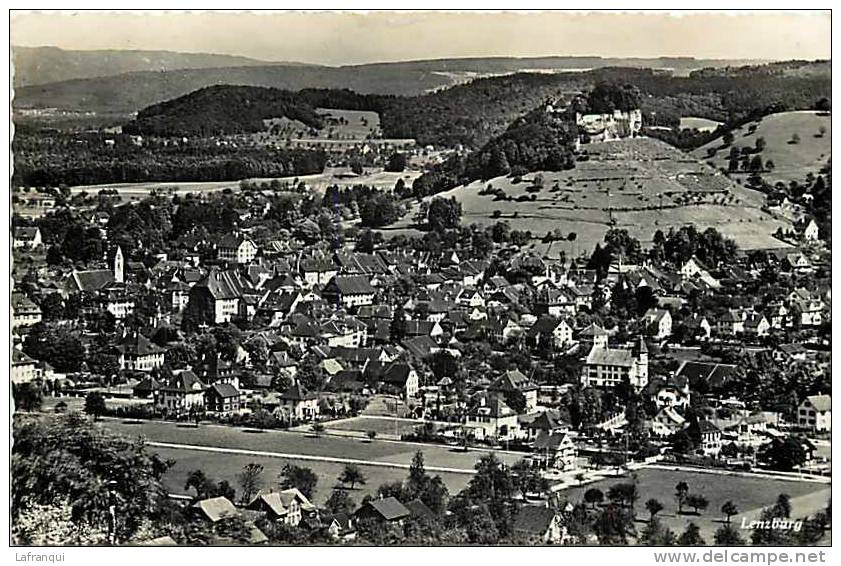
[12,413,172,543]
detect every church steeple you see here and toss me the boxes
[114,246,124,284]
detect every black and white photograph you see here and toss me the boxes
[7,6,833,554]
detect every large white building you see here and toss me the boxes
[581,336,649,389]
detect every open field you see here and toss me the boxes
[385,137,792,254]
[680,116,723,132]
[260,108,382,142]
[561,467,830,543]
[693,111,831,184]
[96,418,524,503]
[65,167,420,201]
[151,444,474,506]
[320,416,449,439]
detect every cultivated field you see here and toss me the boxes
[693,111,831,184]
[387,137,791,254]
[562,467,830,543]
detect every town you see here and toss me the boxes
[9,11,832,549]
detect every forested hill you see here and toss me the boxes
[410,104,579,198]
[123,63,830,151]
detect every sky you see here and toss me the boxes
[11,11,831,66]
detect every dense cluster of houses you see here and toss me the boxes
[10,190,831,484]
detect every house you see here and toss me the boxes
[187,268,251,324]
[323,513,356,540]
[192,496,239,523]
[12,349,38,384]
[13,226,42,248]
[246,488,316,526]
[683,313,712,340]
[674,361,738,390]
[354,497,410,524]
[532,430,577,471]
[115,332,164,372]
[217,234,258,264]
[576,323,609,350]
[643,308,672,340]
[466,392,519,442]
[651,406,686,437]
[513,506,568,544]
[716,309,745,336]
[64,246,124,293]
[798,394,831,432]
[697,420,723,457]
[795,218,820,241]
[489,369,539,414]
[156,370,206,414]
[525,316,574,350]
[783,253,814,274]
[205,382,241,414]
[743,313,770,337]
[322,275,376,309]
[300,258,339,288]
[581,336,649,389]
[278,382,319,421]
[12,293,42,328]
[792,299,824,327]
[647,376,690,410]
[680,256,720,288]
[365,361,420,400]
[773,343,808,363]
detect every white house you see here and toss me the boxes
[798,394,831,432]
[643,308,672,340]
[218,234,258,264]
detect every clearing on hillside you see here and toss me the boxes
[680,116,723,133]
[692,110,831,184]
[387,137,791,256]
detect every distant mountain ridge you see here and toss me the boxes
[13,48,776,113]
[12,45,314,87]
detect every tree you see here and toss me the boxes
[678,522,706,546]
[84,392,107,420]
[427,197,462,232]
[754,137,766,152]
[584,488,604,510]
[685,494,709,515]
[12,499,109,545]
[721,500,738,524]
[366,430,378,442]
[645,498,664,522]
[714,523,746,545]
[675,481,689,514]
[185,470,214,499]
[772,493,792,518]
[279,464,318,500]
[385,152,408,172]
[324,489,355,515]
[640,518,676,546]
[12,414,171,543]
[338,464,366,490]
[760,437,807,471]
[237,463,264,504]
[790,133,801,144]
[13,382,43,412]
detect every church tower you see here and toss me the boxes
[114,246,124,284]
[632,335,649,387]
